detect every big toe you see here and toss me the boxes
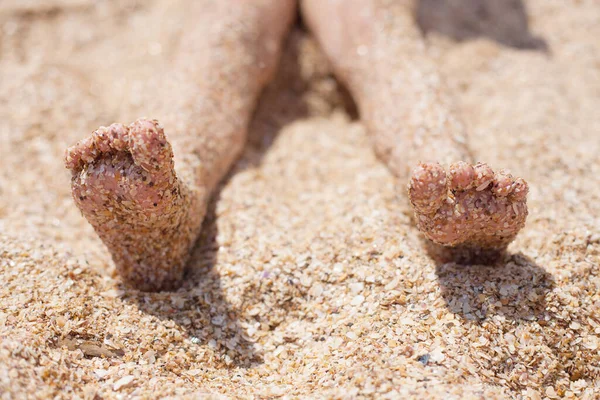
[128,119,174,173]
[408,162,448,214]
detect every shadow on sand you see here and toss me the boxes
[119,189,260,368]
[119,30,323,369]
[426,242,555,322]
[416,0,549,52]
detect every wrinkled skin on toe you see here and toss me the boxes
[408,162,529,251]
[65,119,202,291]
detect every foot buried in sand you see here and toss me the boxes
[65,119,198,291]
[408,161,528,256]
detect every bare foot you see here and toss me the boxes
[65,1,295,291]
[65,119,199,291]
[302,0,529,256]
[408,162,528,250]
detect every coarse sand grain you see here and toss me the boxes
[1,0,599,398]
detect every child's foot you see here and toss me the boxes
[65,119,201,291]
[65,0,295,291]
[408,162,528,250]
[302,0,529,256]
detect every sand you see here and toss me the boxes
[1,0,599,398]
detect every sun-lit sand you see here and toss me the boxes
[1,0,599,398]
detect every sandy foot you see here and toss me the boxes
[408,162,528,250]
[65,119,197,291]
[302,0,529,256]
[64,0,296,291]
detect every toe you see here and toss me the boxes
[473,162,494,191]
[91,126,112,152]
[64,142,83,171]
[449,161,475,191]
[510,177,529,201]
[64,136,96,171]
[408,162,448,214]
[65,124,130,171]
[128,119,174,172]
[491,170,514,197]
[93,123,129,152]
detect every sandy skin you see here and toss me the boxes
[65,0,296,291]
[301,0,529,255]
[65,119,197,291]
[408,161,528,249]
[66,0,529,291]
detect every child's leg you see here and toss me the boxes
[65,0,296,291]
[301,0,528,256]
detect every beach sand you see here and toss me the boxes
[1,0,599,398]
